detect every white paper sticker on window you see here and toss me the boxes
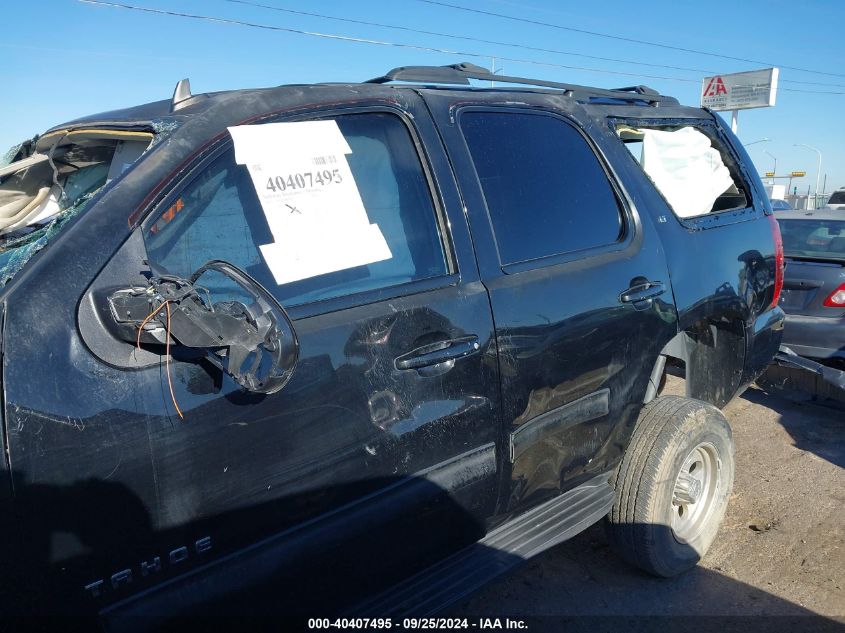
[640,127,735,218]
[227,120,391,285]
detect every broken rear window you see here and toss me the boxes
[616,124,749,219]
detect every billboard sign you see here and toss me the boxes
[701,68,779,111]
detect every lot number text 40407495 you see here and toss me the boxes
[265,169,343,194]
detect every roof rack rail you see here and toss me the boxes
[613,85,661,96]
[366,62,678,106]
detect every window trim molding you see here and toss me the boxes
[455,105,638,275]
[140,105,460,319]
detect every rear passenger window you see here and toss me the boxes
[616,124,750,218]
[144,113,449,307]
[461,111,623,266]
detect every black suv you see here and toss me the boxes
[0,63,784,624]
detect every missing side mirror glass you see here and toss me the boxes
[108,260,298,394]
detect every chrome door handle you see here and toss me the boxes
[620,281,666,304]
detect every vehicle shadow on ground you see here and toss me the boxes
[0,468,523,632]
[742,384,845,469]
[4,467,840,633]
[457,520,844,633]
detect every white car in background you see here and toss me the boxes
[825,187,845,210]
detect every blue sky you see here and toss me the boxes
[3,0,844,193]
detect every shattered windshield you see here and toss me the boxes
[0,136,37,169]
[0,131,156,287]
[0,186,102,287]
[1,144,22,168]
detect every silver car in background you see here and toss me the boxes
[778,208,845,367]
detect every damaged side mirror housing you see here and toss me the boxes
[105,260,298,394]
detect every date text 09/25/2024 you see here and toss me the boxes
[307,618,529,630]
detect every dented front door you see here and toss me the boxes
[111,103,502,608]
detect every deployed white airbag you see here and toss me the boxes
[0,160,54,233]
[640,127,735,218]
[15,186,62,229]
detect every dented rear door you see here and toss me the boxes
[421,91,678,515]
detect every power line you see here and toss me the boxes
[782,87,845,95]
[77,0,845,94]
[75,1,700,82]
[222,0,843,89]
[223,0,714,75]
[416,0,845,80]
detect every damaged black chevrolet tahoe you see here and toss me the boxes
[0,63,784,625]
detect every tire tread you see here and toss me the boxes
[607,395,732,576]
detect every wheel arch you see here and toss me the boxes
[645,317,746,409]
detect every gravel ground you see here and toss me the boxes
[458,376,844,630]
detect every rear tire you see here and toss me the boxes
[606,396,735,577]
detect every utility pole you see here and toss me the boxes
[489,57,503,88]
[764,150,777,184]
[794,144,822,209]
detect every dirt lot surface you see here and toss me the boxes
[459,376,844,631]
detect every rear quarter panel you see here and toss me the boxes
[588,108,783,406]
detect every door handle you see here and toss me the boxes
[395,336,481,371]
[619,281,666,304]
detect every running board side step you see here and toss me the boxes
[349,474,615,618]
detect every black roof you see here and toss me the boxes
[41,62,688,137]
[41,94,223,135]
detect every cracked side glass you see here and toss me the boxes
[0,129,164,287]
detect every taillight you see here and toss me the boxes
[823,283,845,307]
[768,214,784,309]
